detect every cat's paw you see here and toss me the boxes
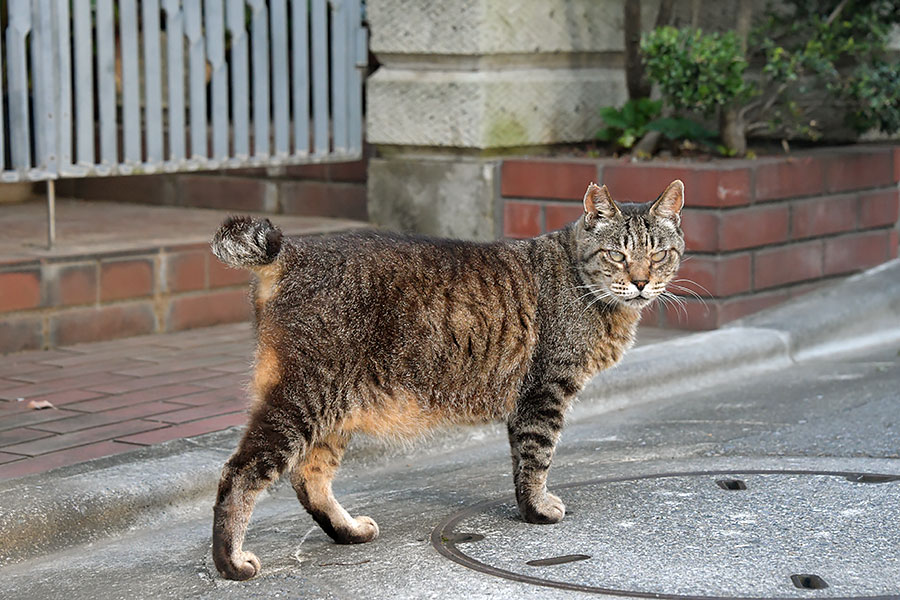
[519,492,566,524]
[216,550,261,581]
[335,515,380,544]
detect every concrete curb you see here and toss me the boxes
[736,258,900,361]
[2,259,898,565]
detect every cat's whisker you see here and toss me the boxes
[661,291,689,321]
[568,288,607,308]
[667,284,709,309]
[671,278,713,298]
[580,290,615,317]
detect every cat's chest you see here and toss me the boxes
[578,310,639,381]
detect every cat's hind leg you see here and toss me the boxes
[507,388,570,524]
[212,402,309,581]
[290,430,379,544]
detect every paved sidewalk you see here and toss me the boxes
[0,323,254,480]
[0,321,686,481]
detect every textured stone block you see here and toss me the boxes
[368,158,499,241]
[369,0,627,56]
[367,68,626,148]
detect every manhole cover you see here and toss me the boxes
[432,470,900,599]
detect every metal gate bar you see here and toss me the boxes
[0,0,367,182]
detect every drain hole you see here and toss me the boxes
[442,532,485,544]
[846,474,900,484]
[791,574,828,590]
[526,554,591,567]
[716,479,747,490]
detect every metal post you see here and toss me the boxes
[47,180,56,249]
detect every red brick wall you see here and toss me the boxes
[55,155,369,222]
[0,244,252,354]
[501,146,900,330]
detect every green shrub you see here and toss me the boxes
[639,2,900,156]
[596,98,662,149]
[641,27,755,118]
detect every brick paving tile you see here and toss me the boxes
[111,355,243,378]
[64,384,209,412]
[86,368,224,395]
[117,413,247,446]
[11,388,106,407]
[0,408,83,432]
[164,388,244,407]
[145,398,249,424]
[194,373,248,390]
[208,361,252,373]
[0,323,262,479]
[30,401,188,434]
[0,372,134,402]
[0,427,54,447]
[38,347,169,368]
[0,360,66,379]
[2,419,167,456]
[0,451,25,464]
[63,334,180,354]
[8,359,151,384]
[0,441,136,480]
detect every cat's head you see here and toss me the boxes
[575,180,685,310]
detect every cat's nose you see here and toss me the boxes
[633,280,648,291]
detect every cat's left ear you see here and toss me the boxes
[650,180,684,224]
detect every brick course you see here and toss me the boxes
[500,146,900,330]
[100,258,155,301]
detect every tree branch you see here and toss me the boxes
[825,0,850,26]
[625,0,650,99]
[655,0,674,28]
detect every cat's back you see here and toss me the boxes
[275,228,536,308]
[263,229,541,418]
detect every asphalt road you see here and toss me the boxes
[2,340,899,600]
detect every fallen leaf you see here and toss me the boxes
[27,400,55,410]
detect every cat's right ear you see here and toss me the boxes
[583,183,619,227]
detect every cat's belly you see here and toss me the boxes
[340,382,521,439]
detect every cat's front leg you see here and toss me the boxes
[507,384,571,524]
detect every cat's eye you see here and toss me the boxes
[651,249,668,262]
[606,250,626,262]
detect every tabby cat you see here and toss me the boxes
[210,180,686,580]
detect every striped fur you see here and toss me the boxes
[211,181,685,580]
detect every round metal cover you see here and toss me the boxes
[432,470,900,599]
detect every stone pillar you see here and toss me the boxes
[366,0,630,240]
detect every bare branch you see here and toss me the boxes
[625,0,650,99]
[736,0,753,55]
[825,0,850,26]
[691,0,702,30]
[655,0,674,28]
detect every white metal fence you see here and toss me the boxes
[0,0,367,183]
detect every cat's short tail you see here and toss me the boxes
[211,215,283,269]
